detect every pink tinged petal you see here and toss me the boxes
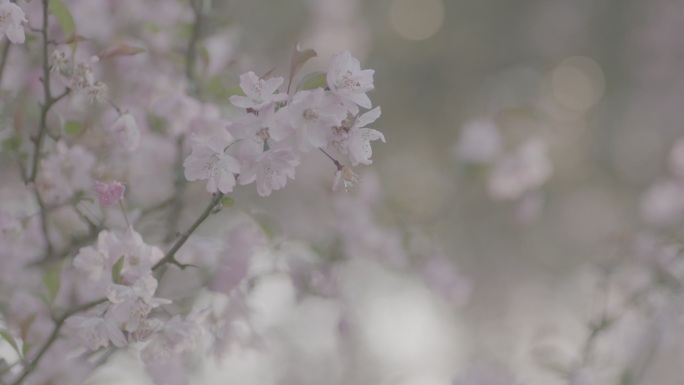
[345,92,372,109]
[239,72,262,100]
[261,76,285,96]
[356,107,381,128]
[106,284,132,303]
[5,25,24,44]
[96,181,126,207]
[106,319,128,347]
[237,166,257,185]
[229,95,255,109]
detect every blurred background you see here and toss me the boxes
[214,1,684,384]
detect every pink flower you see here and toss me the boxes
[229,71,288,111]
[327,50,375,114]
[0,0,27,44]
[209,222,262,294]
[96,180,126,207]
[271,88,347,152]
[332,107,384,166]
[183,133,240,194]
[65,305,128,351]
[110,113,140,152]
[238,147,300,196]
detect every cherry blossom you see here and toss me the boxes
[183,133,240,194]
[95,180,126,207]
[229,71,288,111]
[38,141,96,204]
[110,113,140,151]
[73,227,163,286]
[327,50,375,113]
[454,118,502,164]
[209,222,262,294]
[0,0,27,44]
[106,274,171,333]
[141,315,202,364]
[65,305,127,350]
[272,88,347,151]
[487,138,552,201]
[237,147,300,196]
[332,107,384,165]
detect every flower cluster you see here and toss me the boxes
[183,50,384,196]
[454,117,552,221]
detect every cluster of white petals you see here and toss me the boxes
[183,50,383,196]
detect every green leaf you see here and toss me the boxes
[220,196,234,208]
[63,120,83,136]
[297,71,327,91]
[111,255,125,284]
[198,43,210,75]
[1,136,22,152]
[289,44,317,87]
[143,22,160,33]
[43,267,61,303]
[98,43,146,59]
[22,342,32,358]
[49,0,76,36]
[0,330,20,357]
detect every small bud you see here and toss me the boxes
[95,180,125,207]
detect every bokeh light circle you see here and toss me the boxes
[390,0,445,41]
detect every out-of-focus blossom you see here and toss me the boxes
[65,305,127,350]
[110,113,140,151]
[107,274,171,333]
[454,118,503,164]
[452,366,518,385]
[488,138,552,200]
[38,141,96,204]
[640,179,684,226]
[95,180,125,207]
[669,136,684,178]
[209,222,262,294]
[0,0,27,44]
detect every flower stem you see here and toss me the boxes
[10,192,223,383]
[155,192,224,270]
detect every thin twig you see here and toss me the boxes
[155,192,223,270]
[9,298,107,385]
[11,192,223,383]
[165,0,204,241]
[0,40,11,88]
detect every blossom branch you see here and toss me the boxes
[155,192,224,270]
[8,298,107,385]
[165,0,204,242]
[10,192,224,383]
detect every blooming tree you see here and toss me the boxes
[0,1,473,384]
